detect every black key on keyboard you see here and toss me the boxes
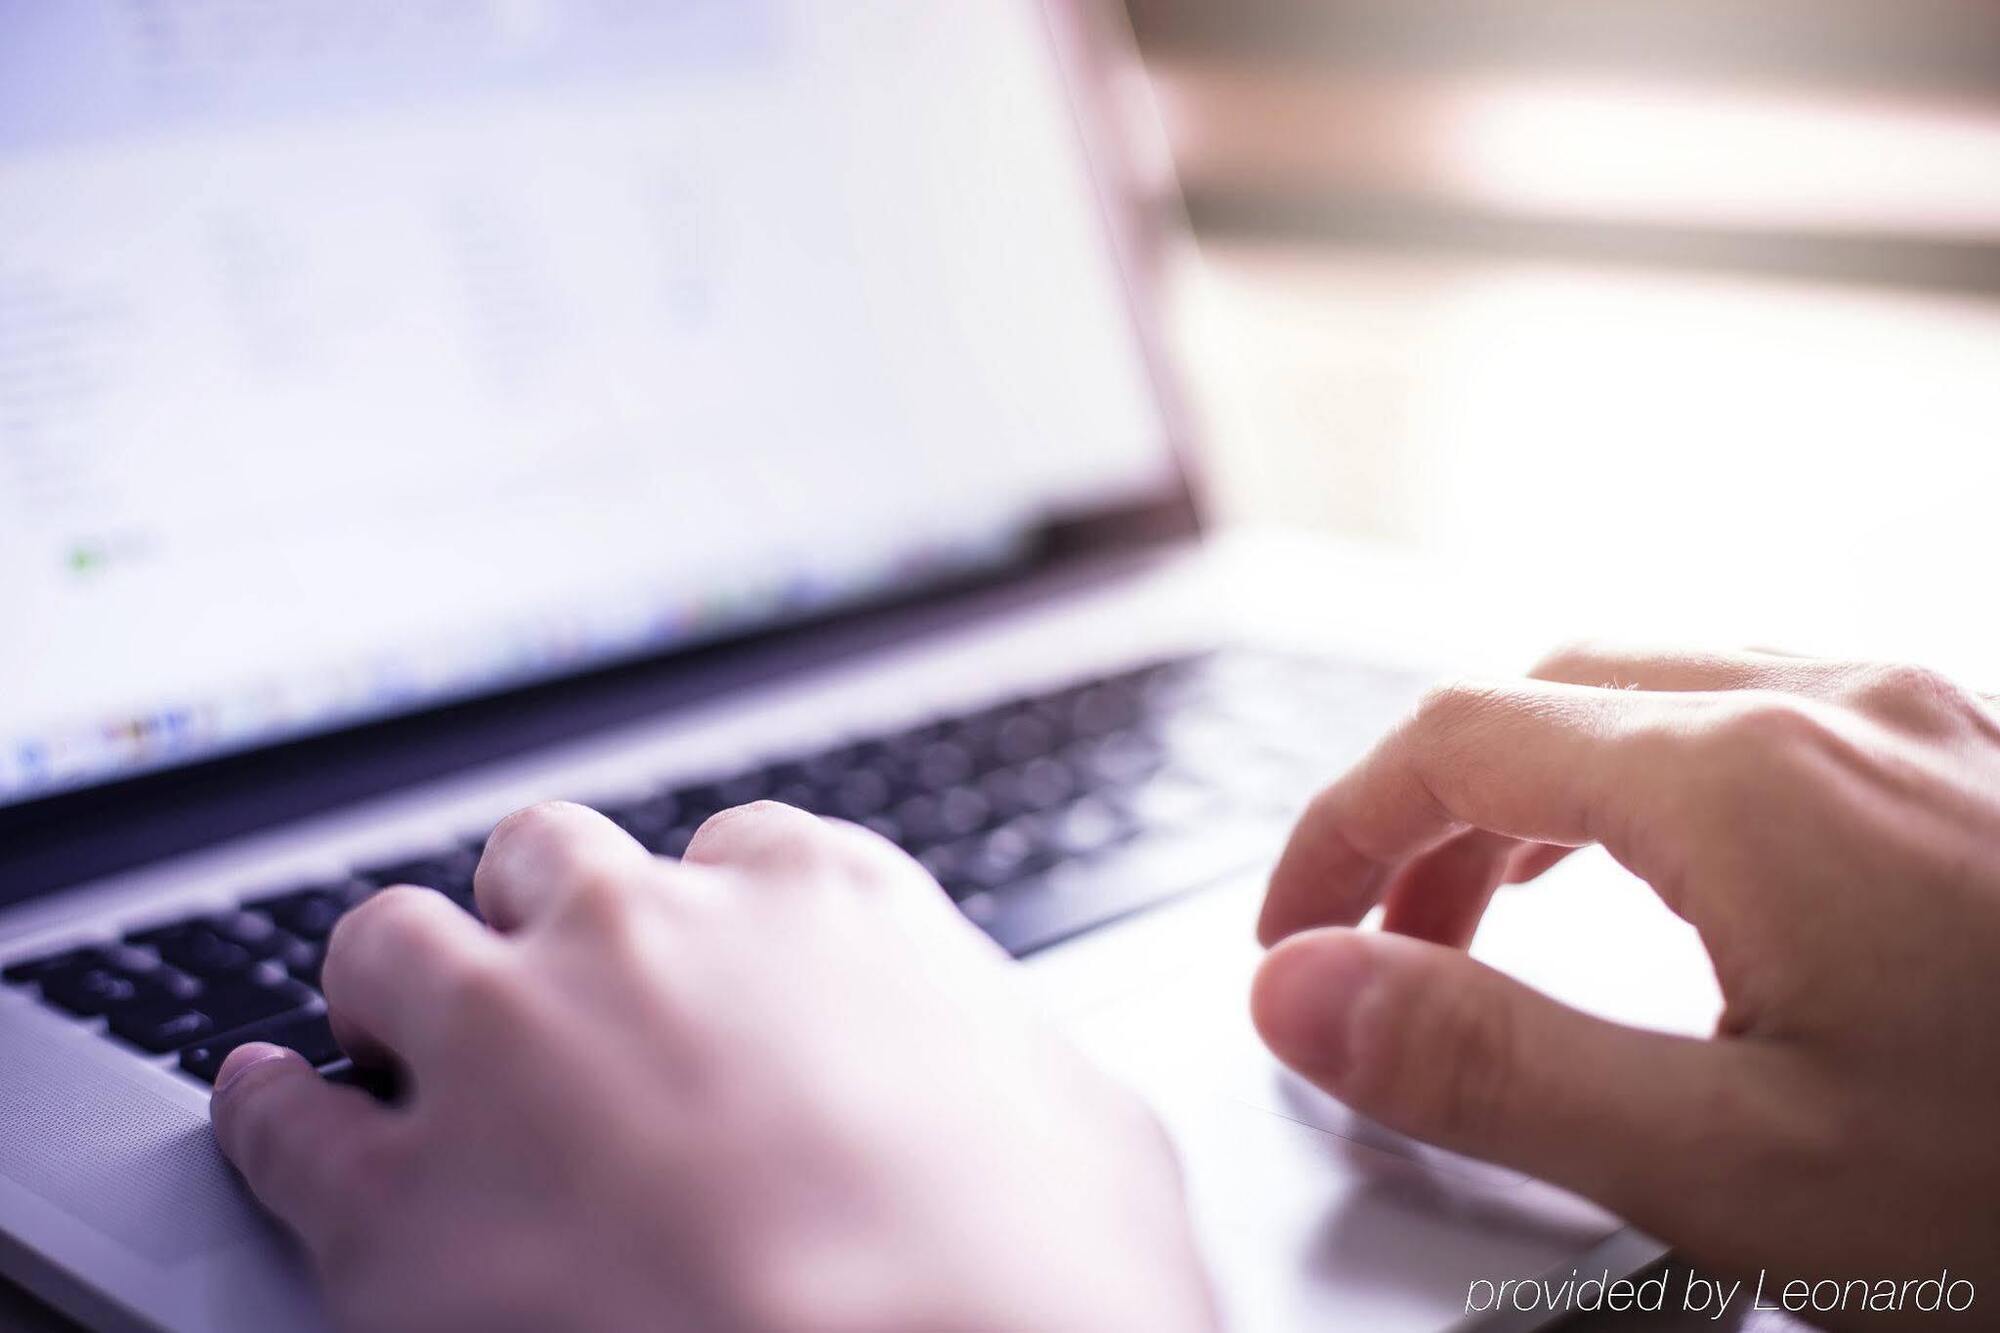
[1060,680,1145,738]
[151,926,256,976]
[656,825,702,858]
[603,794,681,846]
[980,757,1076,820]
[978,825,1272,957]
[243,882,370,942]
[906,740,974,790]
[789,743,875,787]
[129,913,309,980]
[109,1003,218,1054]
[666,783,725,824]
[766,778,830,813]
[190,972,317,1034]
[285,937,327,989]
[956,819,1060,895]
[179,1011,343,1083]
[358,848,478,895]
[989,712,1060,766]
[41,954,199,1018]
[3,943,148,988]
[712,769,775,807]
[607,791,729,858]
[826,768,893,819]
[890,793,951,849]
[13,649,1411,1076]
[72,921,319,1052]
[3,946,97,986]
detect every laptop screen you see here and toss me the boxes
[0,1,1180,807]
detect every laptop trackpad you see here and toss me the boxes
[1061,938,1623,1332]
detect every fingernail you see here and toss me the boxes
[213,1043,289,1097]
[1254,934,1378,1085]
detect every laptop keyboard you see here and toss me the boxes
[0,649,1418,1088]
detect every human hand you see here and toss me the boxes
[1252,646,2000,1318]
[210,801,1216,1333]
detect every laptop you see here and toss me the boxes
[0,2,1671,1329]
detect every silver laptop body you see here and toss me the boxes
[0,4,1670,1328]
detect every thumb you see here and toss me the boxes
[211,1044,396,1248]
[1251,928,1750,1229]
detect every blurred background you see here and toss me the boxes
[1114,0,2000,675]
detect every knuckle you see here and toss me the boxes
[691,802,853,879]
[698,799,795,837]
[333,883,425,941]
[487,799,565,845]
[1532,638,1619,682]
[823,818,917,878]
[435,951,528,1038]
[726,798,797,823]
[1406,679,1528,782]
[1411,678,1508,735]
[788,832,868,885]
[1365,977,1517,1145]
[554,866,640,937]
[695,800,809,846]
[1702,691,1829,764]
[324,885,446,976]
[1427,996,1516,1143]
[1842,662,1973,727]
[326,887,391,950]
[486,800,593,862]
[1686,694,1836,816]
[322,890,409,982]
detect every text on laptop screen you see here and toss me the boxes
[0,0,1177,804]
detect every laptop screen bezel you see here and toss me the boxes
[0,0,1207,905]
